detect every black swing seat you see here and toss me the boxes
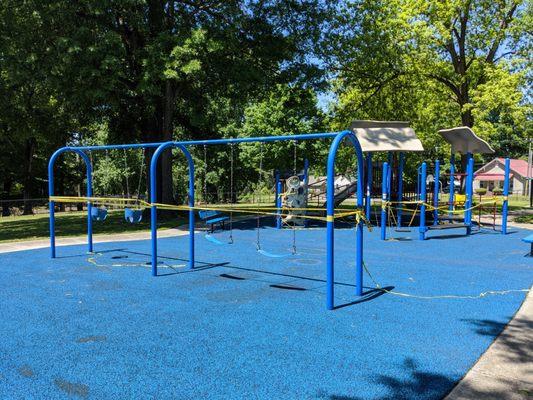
[438,216,464,223]
[427,223,468,230]
[198,210,229,232]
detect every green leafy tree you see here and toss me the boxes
[326,0,531,164]
[0,1,75,214]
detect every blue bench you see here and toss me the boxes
[522,234,533,256]
[198,210,229,232]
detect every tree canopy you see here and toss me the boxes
[0,0,530,213]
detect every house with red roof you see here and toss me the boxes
[474,158,530,195]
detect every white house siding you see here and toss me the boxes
[474,160,526,195]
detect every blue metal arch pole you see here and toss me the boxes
[303,158,309,184]
[150,143,195,276]
[502,158,510,235]
[419,162,428,240]
[397,152,404,228]
[365,153,372,220]
[387,152,393,201]
[48,147,93,258]
[433,160,440,225]
[380,162,389,240]
[274,170,280,206]
[326,130,365,310]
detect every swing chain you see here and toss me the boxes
[103,149,110,197]
[255,143,264,249]
[292,139,298,254]
[203,145,208,204]
[123,148,130,198]
[136,148,145,200]
[229,143,234,244]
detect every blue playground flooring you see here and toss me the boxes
[0,221,531,399]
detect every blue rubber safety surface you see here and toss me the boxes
[0,223,531,399]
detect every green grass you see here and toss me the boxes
[0,210,186,243]
[514,214,533,224]
[1,195,530,243]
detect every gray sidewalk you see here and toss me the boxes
[445,290,532,400]
[0,228,187,254]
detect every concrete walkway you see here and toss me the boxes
[0,228,188,254]
[0,229,531,399]
[445,290,532,400]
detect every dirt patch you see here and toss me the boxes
[76,335,107,343]
[54,378,89,398]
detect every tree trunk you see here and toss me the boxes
[1,178,12,217]
[141,93,175,207]
[76,183,84,211]
[161,81,175,205]
[22,137,37,215]
[459,95,474,190]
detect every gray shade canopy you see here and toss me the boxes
[437,127,495,154]
[350,120,424,153]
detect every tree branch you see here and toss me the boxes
[426,73,461,100]
[486,2,518,63]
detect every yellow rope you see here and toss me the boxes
[381,198,500,215]
[362,262,529,300]
[49,195,371,224]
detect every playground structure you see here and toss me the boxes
[347,121,425,239]
[48,130,366,310]
[376,126,511,240]
[418,127,509,240]
[274,158,310,228]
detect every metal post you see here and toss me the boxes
[303,158,310,228]
[502,157,510,235]
[465,153,474,235]
[48,148,93,258]
[326,131,365,310]
[419,162,427,240]
[527,138,531,205]
[365,153,372,220]
[433,160,440,225]
[397,152,404,228]
[303,158,309,184]
[387,152,393,201]
[380,162,389,240]
[188,160,195,268]
[449,153,455,217]
[274,170,280,206]
[150,143,195,275]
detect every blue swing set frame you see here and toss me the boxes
[48,130,365,310]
